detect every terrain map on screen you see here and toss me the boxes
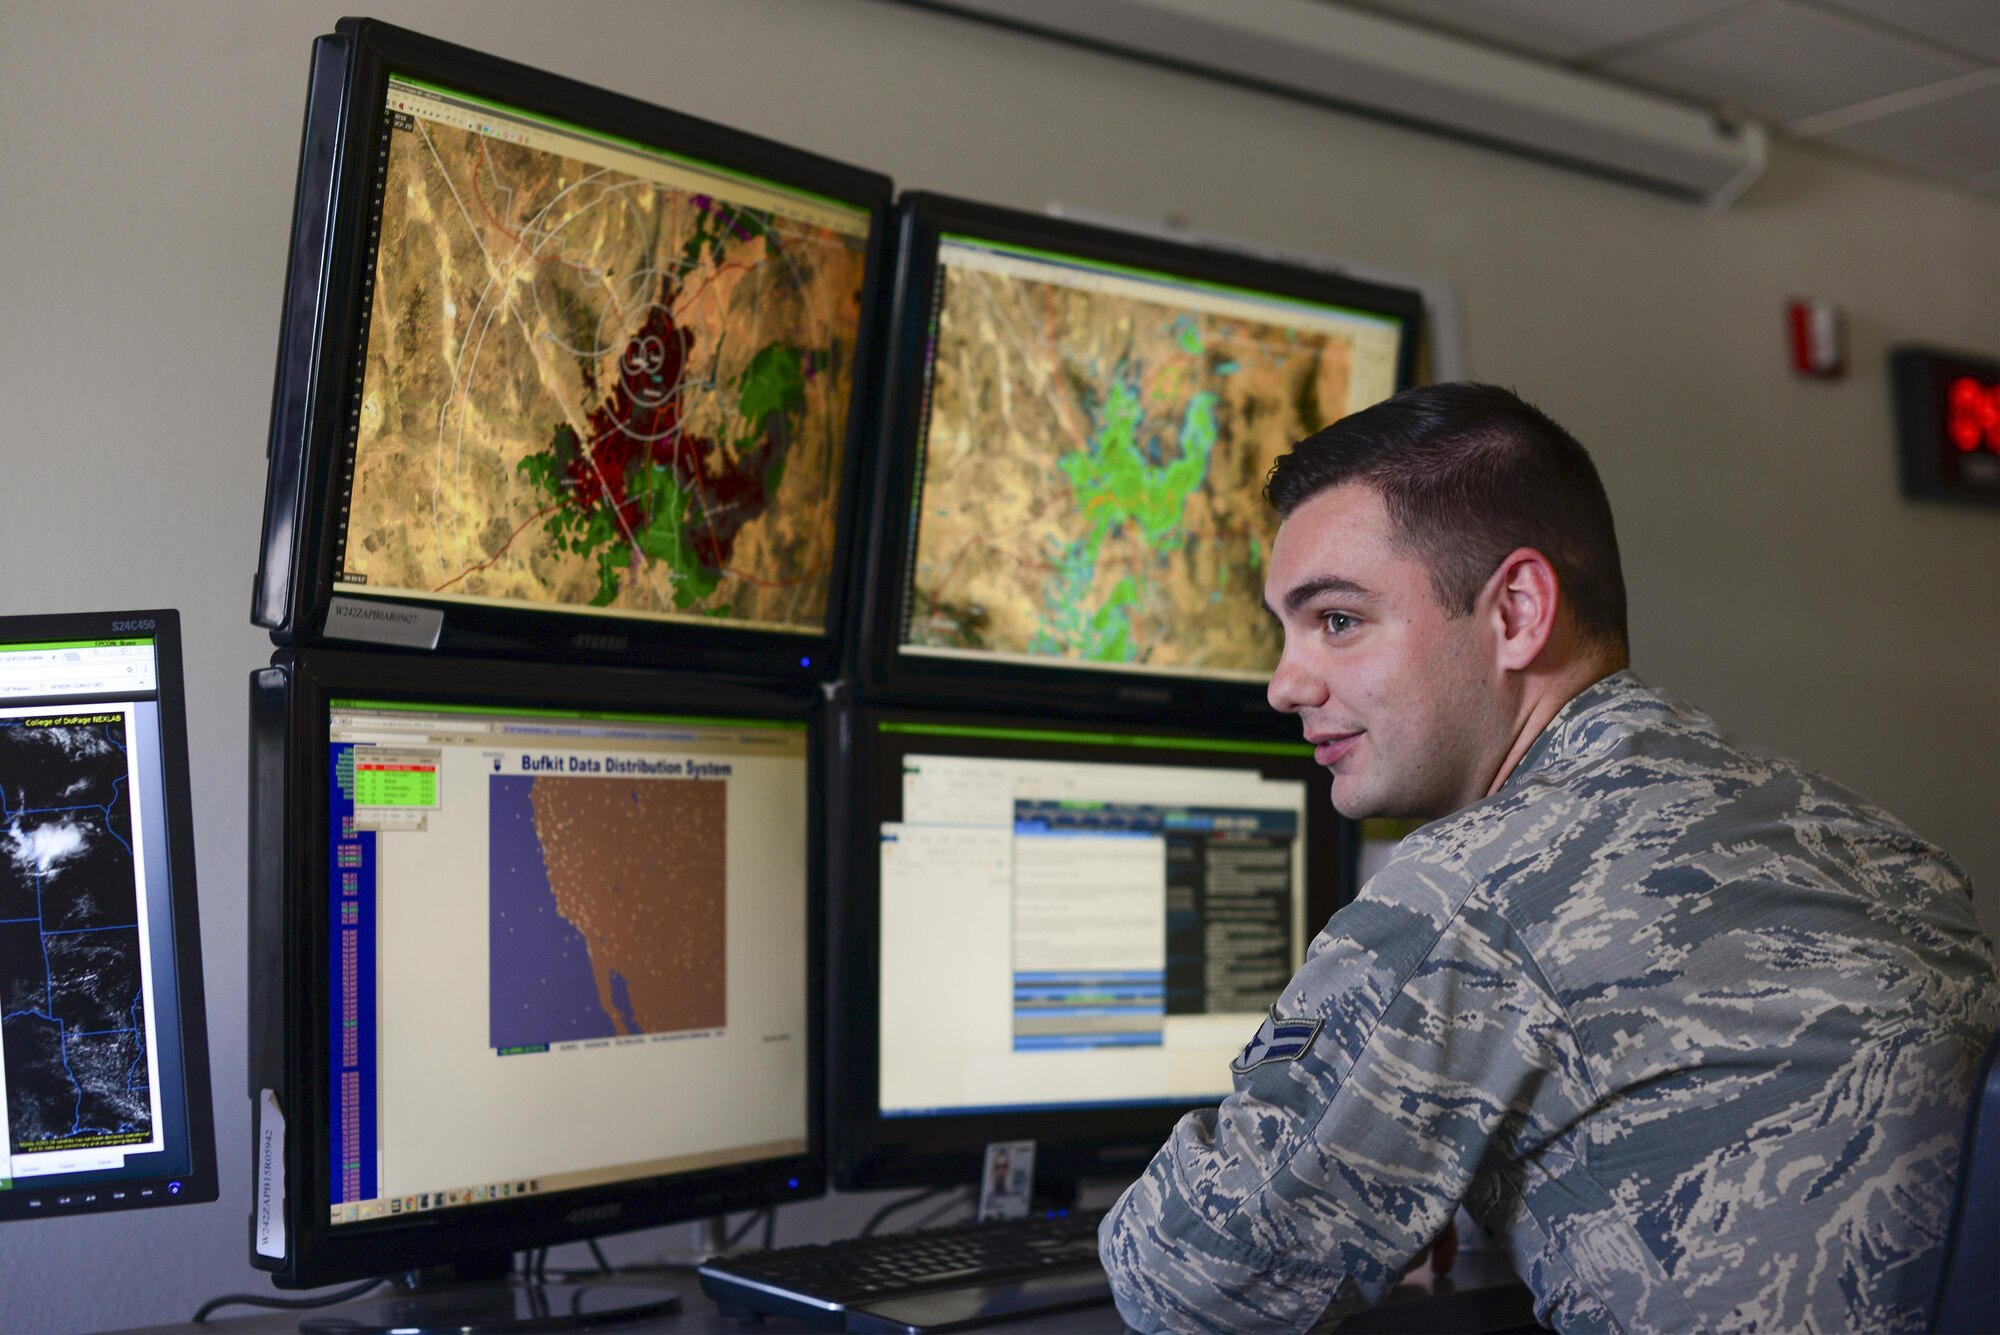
[340,84,871,632]
[906,248,1402,680]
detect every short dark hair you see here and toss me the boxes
[1265,383,1628,650]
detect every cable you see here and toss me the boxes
[587,1238,612,1275]
[192,1278,388,1323]
[761,1207,776,1252]
[860,1186,948,1238]
[903,1187,973,1233]
[722,1207,770,1248]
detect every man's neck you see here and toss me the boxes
[1483,654,1626,799]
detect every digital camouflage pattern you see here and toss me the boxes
[1101,671,1998,1333]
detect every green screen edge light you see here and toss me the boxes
[940,233,1403,329]
[881,721,1309,757]
[0,638,152,654]
[391,75,869,220]
[330,699,803,730]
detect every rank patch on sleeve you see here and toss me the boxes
[1232,1010,1324,1072]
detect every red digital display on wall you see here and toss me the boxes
[1891,348,2000,507]
[1946,375,2000,454]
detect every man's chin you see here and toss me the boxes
[1329,775,1441,823]
[1327,776,1378,822]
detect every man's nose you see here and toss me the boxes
[1267,642,1328,715]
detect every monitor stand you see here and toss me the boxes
[297,1256,680,1335]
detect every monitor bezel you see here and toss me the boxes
[248,648,826,1287]
[826,700,1353,1193]
[847,191,1425,726]
[252,18,894,682]
[0,609,218,1220]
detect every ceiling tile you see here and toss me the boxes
[1337,0,1751,62]
[1600,0,1980,120]
[1815,78,2000,178]
[1814,0,2000,64]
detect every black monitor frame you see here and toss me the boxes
[0,609,217,1220]
[248,648,826,1287]
[826,700,1352,1194]
[253,18,894,682]
[848,192,1424,728]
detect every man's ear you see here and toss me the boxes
[1483,547,1560,672]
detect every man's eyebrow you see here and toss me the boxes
[1274,575,1377,617]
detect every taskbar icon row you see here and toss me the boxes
[332,1177,542,1224]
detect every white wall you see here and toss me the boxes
[0,1,1994,1328]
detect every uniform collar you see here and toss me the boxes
[1502,668,1653,789]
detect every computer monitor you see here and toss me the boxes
[851,192,1423,724]
[828,705,1346,1193]
[248,650,821,1288]
[253,19,890,680]
[0,610,216,1220]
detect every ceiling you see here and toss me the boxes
[1331,0,2000,198]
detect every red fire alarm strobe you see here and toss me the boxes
[1788,299,1845,379]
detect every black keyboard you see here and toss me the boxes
[698,1209,1113,1333]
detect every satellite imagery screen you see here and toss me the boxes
[337,79,873,633]
[0,711,157,1161]
[903,239,1406,681]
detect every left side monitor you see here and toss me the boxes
[0,610,216,1219]
[254,19,891,680]
[249,650,821,1287]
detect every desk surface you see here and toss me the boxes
[125,1254,1538,1334]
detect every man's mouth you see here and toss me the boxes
[1307,731,1362,767]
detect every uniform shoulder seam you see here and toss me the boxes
[1275,874,1482,1182]
[1490,905,1607,1110]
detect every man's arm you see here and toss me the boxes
[1099,872,1593,1334]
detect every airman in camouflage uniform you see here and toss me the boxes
[1100,385,1998,1333]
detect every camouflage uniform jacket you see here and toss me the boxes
[1100,671,1997,1334]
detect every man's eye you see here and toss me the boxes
[1323,612,1358,636]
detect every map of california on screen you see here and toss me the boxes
[490,775,726,1049]
[905,246,1404,680]
[339,85,871,632]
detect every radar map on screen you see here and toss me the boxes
[490,775,726,1050]
[0,714,154,1157]
[339,81,872,633]
[905,244,1404,681]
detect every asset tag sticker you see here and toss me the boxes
[255,1088,286,1259]
[324,597,443,649]
[1232,1010,1324,1072]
